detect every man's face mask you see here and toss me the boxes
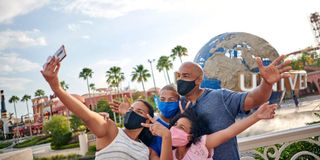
[123,110,147,129]
[177,79,197,96]
[157,99,179,118]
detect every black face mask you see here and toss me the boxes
[177,79,196,96]
[124,110,147,130]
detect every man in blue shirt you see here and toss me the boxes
[175,55,291,160]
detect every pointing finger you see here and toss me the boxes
[185,101,191,110]
[141,123,151,128]
[271,55,285,66]
[255,57,264,70]
[146,114,156,123]
[179,101,184,113]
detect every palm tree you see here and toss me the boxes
[8,96,20,119]
[60,80,69,91]
[171,45,188,63]
[131,65,151,98]
[89,83,96,94]
[157,56,173,84]
[21,95,31,117]
[21,94,32,136]
[79,67,94,109]
[34,89,46,121]
[34,89,45,98]
[106,66,125,125]
[106,66,125,94]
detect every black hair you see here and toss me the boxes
[136,99,155,146]
[136,99,154,117]
[169,108,206,148]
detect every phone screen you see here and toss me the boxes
[54,45,67,62]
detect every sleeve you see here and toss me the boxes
[221,89,248,118]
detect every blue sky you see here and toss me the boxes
[0,0,319,117]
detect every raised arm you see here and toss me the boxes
[205,102,277,149]
[41,57,117,138]
[244,55,291,111]
[141,115,173,160]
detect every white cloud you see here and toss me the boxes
[0,0,49,23]
[0,29,47,50]
[79,20,93,24]
[67,23,80,32]
[58,0,165,19]
[93,58,132,68]
[0,52,40,73]
[0,77,32,91]
[81,35,90,39]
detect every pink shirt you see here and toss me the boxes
[173,135,214,160]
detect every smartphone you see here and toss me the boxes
[54,45,67,62]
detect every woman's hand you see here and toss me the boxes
[254,102,277,120]
[40,56,61,91]
[110,96,131,116]
[141,114,170,137]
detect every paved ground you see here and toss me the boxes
[239,95,320,137]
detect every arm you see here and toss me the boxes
[205,102,277,149]
[159,131,173,160]
[149,149,160,160]
[41,57,117,138]
[142,115,173,160]
[244,55,291,111]
[244,80,273,110]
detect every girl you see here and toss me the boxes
[142,102,277,160]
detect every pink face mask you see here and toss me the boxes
[170,126,190,147]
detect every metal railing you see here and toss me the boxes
[239,124,320,160]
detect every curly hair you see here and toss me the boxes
[169,108,207,148]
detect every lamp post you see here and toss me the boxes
[148,59,157,91]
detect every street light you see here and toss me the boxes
[148,59,157,91]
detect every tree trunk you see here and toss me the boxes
[141,80,147,100]
[86,79,92,110]
[117,87,122,125]
[166,69,171,84]
[13,103,17,119]
[163,71,168,84]
[25,101,32,136]
[110,94,117,124]
[179,56,183,63]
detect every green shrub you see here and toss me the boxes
[51,143,79,150]
[14,135,52,148]
[0,141,12,149]
[33,153,81,160]
[70,114,86,132]
[44,115,71,148]
[86,145,96,156]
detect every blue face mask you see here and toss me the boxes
[158,101,179,118]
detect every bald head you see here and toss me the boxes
[179,62,203,77]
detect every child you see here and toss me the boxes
[142,102,277,160]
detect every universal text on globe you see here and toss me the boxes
[239,71,307,92]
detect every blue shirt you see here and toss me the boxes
[181,88,248,160]
[150,116,170,157]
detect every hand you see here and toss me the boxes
[141,114,170,137]
[256,55,292,85]
[41,56,61,91]
[110,96,131,116]
[254,102,277,120]
[179,101,191,113]
[99,112,110,121]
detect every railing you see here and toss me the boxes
[238,124,320,160]
[86,125,320,159]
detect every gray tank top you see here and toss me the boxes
[95,128,149,160]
